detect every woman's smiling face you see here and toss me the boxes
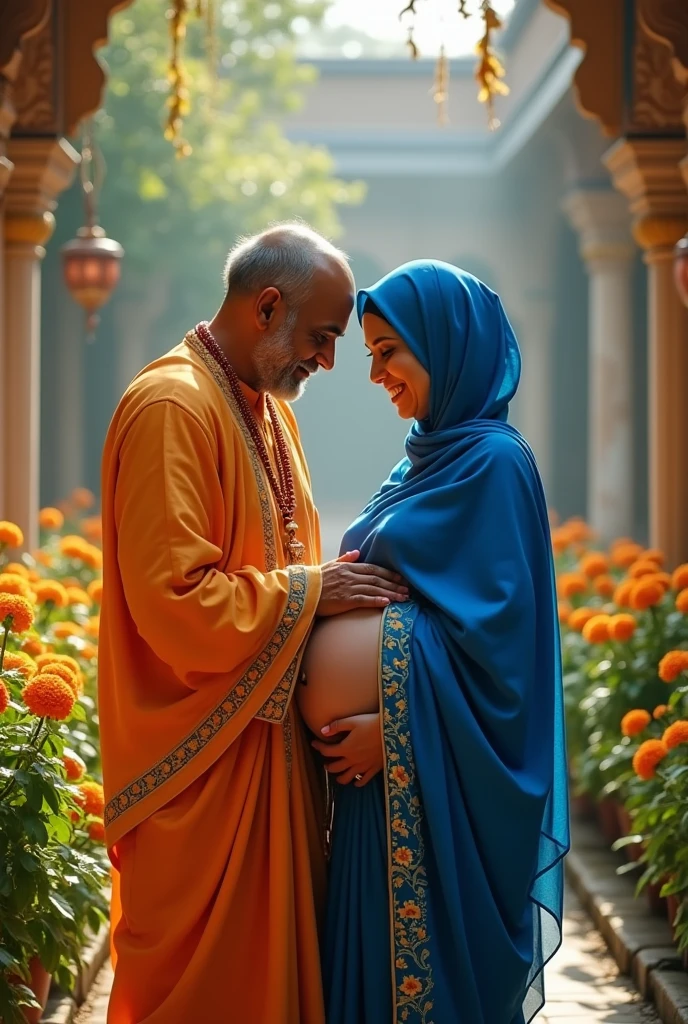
[363,311,431,421]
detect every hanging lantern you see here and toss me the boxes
[61,124,123,338]
[674,234,688,309]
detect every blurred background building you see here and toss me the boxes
[1,0,687,560]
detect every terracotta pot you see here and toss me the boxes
[4,957,52,1024]
[646,881,666,916]
[570,791,595,820]
[597,796,622,845]
[616,804,642,862]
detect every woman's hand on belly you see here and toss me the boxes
[311,713,384,787]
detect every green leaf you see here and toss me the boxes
[48,815,71,844]
[48,893,75,922]
[23,814,48,847]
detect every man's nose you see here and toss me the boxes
[316,339,336,372]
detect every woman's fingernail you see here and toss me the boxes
[321,725,330,735]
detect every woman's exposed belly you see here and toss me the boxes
[296,609,384,737]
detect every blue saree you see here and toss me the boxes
[322,261,570,1024]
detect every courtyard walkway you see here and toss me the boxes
[74,890,658,1024]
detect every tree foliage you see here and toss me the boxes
[93,0,362,297]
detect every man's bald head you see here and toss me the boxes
[223,222,354,309]
[214,222,355,401]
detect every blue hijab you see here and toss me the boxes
[326,261,569,1023]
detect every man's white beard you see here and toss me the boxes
[253,313,309,401]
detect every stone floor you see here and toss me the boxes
[74,891,659,1024]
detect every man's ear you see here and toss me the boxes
[256,287,282,330]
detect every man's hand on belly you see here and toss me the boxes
[317,551,409,617]
[311,713,384,786]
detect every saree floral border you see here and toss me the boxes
[104,564,308,826]
[381,603,436,1023]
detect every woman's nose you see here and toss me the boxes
[369,357,385,384]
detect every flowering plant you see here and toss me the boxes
[0,501,108,1023]
[554,515,688,957]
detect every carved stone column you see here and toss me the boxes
[563,189,636,542]
[3,138,77,549]
[606,138,688,565]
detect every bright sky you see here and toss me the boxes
[311,0,516,57]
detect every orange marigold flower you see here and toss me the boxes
[38,507,64,531]
[81,642,98,661]
[52,621,84,640]
[0,522,23,549]
[81,545,102,571]
[0,680,9,714]
[653,705,668,719]
[662,720,688,751]
[60,534,90,556]
[630,578,665,611]
[85,615,100,638]
[608,613,637,642]
[76,781,105,817]
[27,570,40,583]
[33,550,53,568]
[632,739,668,780]
[568,607,597,632]
[565,517,594,543]
[22,673,75,720]
[21,636,44,657]
[642,548,665,566]
[557,572,588,599]
[582,614,611,644]
[672,564,688,592]
[400,976,423,997]
[621,709,651,737]
[2,651,37,680]
[0,594,35,634]
[551,529,570,556]
[35,652,80,676]
[658,650,688,683]
[81,516,102,543]
[63,750,86,781]
[647,571,672,592]
[0,572,33,599]
[594,575,616,598]
[42,661,80,696]
[66,586,90,607]
[580,552,609,579]
[6,562,29,579]
[611,542,644,568]
[557,601,572,625]
[71,488,96,510]
[677,589,688,615]
[88,819,106,843]
[613,580,634,608]
[628,559,663,579]
[33,580,68,608]
[87,579,103,604]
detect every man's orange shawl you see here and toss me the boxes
[99,330,325,1023]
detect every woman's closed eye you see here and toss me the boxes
[366,348,393,359]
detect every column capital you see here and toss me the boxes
[604,137,688,258]
[562,188,635,265]
[4,137,78,255]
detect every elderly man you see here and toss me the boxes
[99,223,408,1023]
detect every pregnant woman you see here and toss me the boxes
[296,261,569,1024]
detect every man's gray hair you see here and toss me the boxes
[223,222,352,307]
